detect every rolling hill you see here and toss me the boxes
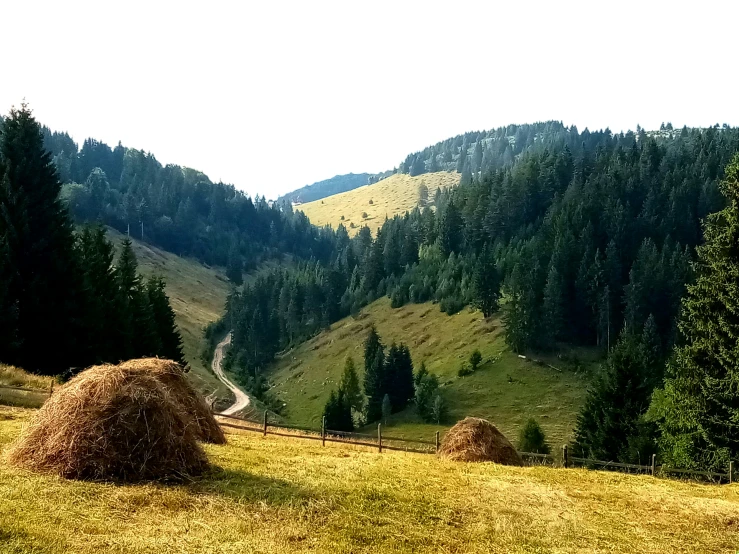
[297,171,460,235]
[1,405,736,554]
[105,228,231,398]
[266,297,595,448]
[278,173,372,204]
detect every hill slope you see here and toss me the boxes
[266,297,593,448]
[278,173,372,204]
[106,228,231,398]
[1,406,737,554]
[298,171,460,235]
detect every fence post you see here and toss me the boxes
[322,416,326,447]
[730,461,734,485]
[562,445,568,469]
[651,454,656,476]
[263,410,268,437]
[378,423,382,453]
[435,431,440,454]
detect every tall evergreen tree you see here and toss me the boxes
[471,244,501,317]
[147,275,185,364]
[651,154,739,471]
[0,104,82,374]
[363,326,385,422]
[339,356,363,412]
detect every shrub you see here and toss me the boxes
[362,212,368,219]
[469,349,483,371]
[368,199,374,205]
[340,215,345,220]
[518,418,551,454]
[457,363,473,377]
[430,394,447,424]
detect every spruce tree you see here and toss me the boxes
[339,356,363,412]
[0,104,82,374]
[471,244,501,318]
[76,226,120,365]
[652,154,739,471]
[541,265,566,348]
[147,275,185,364]
[571,335,654,462]
[363,326,385,422]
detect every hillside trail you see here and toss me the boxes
[211,333,251,416]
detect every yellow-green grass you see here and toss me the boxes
[1,406,737,554]
[267,297,595,448]
[0,365,54,409]
[106,228,231,398]
[298,171,460,236]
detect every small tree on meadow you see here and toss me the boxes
[381,394,392,425]
[518,418,550,454]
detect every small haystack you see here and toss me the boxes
[118,358,225,444]
[6,360,218,481]
[439,417,523,465]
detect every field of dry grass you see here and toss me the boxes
[1,406,737,554]
[267,297,595,449]
[298,171,460,236]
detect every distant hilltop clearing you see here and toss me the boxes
[278,171,393,205]
[297,171,461,235]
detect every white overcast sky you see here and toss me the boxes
[2,0,737,198]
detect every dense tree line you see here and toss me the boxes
[22,121,340,280]
[223,125,738,414]
[0,106,183,375]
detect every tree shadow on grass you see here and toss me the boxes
[187,464,313,506]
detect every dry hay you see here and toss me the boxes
[6,359,222,481]
[439,417,523,465]
[118,358,225,444]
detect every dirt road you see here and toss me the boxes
[211,333,251,416]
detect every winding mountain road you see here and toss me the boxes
[211,333,251,416]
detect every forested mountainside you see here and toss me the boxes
[222,125,738,406]
[278,173,373,204]
[14,122,338,279]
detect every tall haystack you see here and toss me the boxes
[439,417,523,465]
[6,361,215,481]
[118,358,225,444]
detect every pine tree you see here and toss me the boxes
[76,225,120,365]
[381,393,392,425]
[439,199,463,255]
[0,104,82,374]
[541,265,566,348]
[651,154,739,471]
[323,388,354,432]
[518,418,551,454]
[471,244,501,318]
[363,326,385,422]
[147,275,185,364]
[571,335,653,462]
[116,238,159,359]
[339,356,363,412]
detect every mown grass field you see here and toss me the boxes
[0,365,54,409]
[1,406,737,554]
[297,171,460,236]
[267,297,596,449]
[106,228,231,398]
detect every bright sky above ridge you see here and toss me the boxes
[2,0,737,199]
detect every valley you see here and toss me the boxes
[267,297,593,449]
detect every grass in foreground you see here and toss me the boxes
[298,171,460,236]
[0,407,737,554]
[268,297,594,448]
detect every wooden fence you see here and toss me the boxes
[216,411,735,484]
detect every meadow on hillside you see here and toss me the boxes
[267,297,593,448]
[298,171,460,236]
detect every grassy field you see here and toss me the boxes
[106,228,231,398]
[297,171,460,236]
[1,406,737,554]
[0,365,54,409]
[267,297,596,449]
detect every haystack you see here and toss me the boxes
[439,417,523,465]
[118,358,225,444]
[6,360,218,481]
